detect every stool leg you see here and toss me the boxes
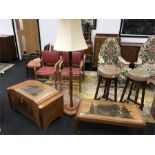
[103,79,108,98]
[134,82,141,104]
[127,81,134,101]
[140,82,146,110]
[94,75,102,99]
[114,78,118,102]
[120,78,130,102]
[105,79,111,101]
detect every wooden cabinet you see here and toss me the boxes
[0,35,17,62]
[93,34,141,68]
[120,42,141,64]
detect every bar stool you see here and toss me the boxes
[120,69,150,110]
[94,65,120,101]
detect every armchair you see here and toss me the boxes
[135,35,155,84]
[60,51,85,92]
[98,37,130,84]
[34,51,61,88]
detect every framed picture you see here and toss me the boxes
[81,19,97,30]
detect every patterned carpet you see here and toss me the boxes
[0,63,14,74]
[46,71,155,123]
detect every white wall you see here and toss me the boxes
[0,19,14,35]
[38,19,122,49]
[39,19,58,50]
[91,19,121,44]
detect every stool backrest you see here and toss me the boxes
[99,37,121,65]
[138,35,155,64]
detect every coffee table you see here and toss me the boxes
[75,99,147,134]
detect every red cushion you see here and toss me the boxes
[41,51,59,65]
[62,52,82,65]
[62,67,80,76]
[72,52,81,65]
[62,52,69,65]
[37,66,55,74]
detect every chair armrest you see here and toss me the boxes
[83,54,86,63]
[80,60,84,70]
[27,58,41,69]
[118,56,130,65]
[54,60,63,71]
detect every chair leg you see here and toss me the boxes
[105,79,111,101]
[79,75,81,93]
[127,81,134,101]
[134,82,141,104]
[94,75,102,99]
[140,82,146,110]
[120,78,130,102]
[59,73,62,91]
[114,78,118,102]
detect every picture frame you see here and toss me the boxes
[81,19,97,30]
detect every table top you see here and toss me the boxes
[7,80,59,105]
[76,99,146,128]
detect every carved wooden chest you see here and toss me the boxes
[7,80,63,130]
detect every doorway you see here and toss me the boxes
[14,19,41,57]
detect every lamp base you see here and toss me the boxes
[64,102,79,116]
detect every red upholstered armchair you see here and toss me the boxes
[60,51,85,92]
[33,51,61,88]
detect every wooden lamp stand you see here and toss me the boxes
[63,52,78,115]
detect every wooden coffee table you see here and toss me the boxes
[75,99,147,134]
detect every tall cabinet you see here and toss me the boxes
[0,35,17,62]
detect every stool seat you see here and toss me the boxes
[98,65,120,79]
[128,69,150,82]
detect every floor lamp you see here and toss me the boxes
[54,19,87,115]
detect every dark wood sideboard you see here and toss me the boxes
[93,34,141,68]
[0,35,17,62]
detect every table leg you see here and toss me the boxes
[74,118,80,134]
[143,126,148,135]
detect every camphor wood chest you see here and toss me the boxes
[7,80,63,130]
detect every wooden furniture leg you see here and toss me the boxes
[79,74,81,93]
[114,78,117,102]
[103,79,107,98]
[105,79,111,100]
[140,82,146,110]
[134,82,140,105]
[120,78,129,102]
[74,118,80,134]
[127,81,134,101]
[94,75,102,99]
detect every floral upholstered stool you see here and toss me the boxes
[120,69,150,110]
[94,65,120,101]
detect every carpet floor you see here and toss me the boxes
[0,60,155,135]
